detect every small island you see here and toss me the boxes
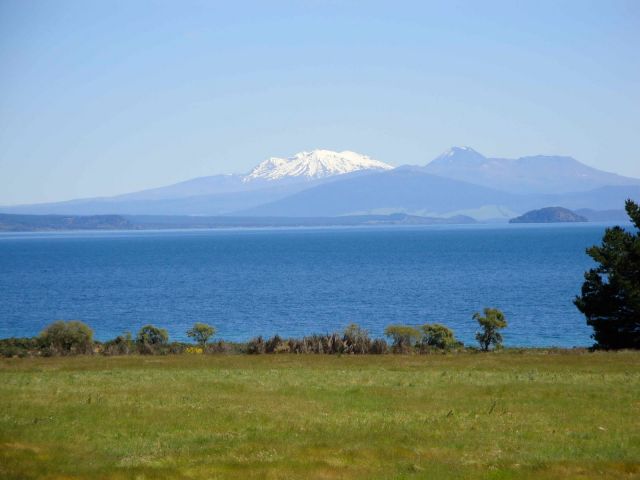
[509,207,588,223]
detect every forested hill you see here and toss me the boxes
[0,214,133,231]
[509,207,588,223]
[0,213,476,231]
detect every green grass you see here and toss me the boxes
[1,352,639,479]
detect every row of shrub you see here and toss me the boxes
[0,322,228,357]
[0,308,508,357]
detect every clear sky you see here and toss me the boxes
[1,0,639,205]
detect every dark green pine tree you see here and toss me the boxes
[574,199,640,349]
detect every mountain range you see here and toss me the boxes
[2,147,639,221]
[423,146,640,194]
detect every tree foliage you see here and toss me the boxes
[39,320,94,355]
[421,323,461,351]
[187,323,216,348]
[384,325,421,353]
[136,324,169,354]
[574,199,640,349]
[473,308,507,351]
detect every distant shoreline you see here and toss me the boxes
[0,212,631,233]
[0,212,480,232]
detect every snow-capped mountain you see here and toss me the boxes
[244,149,393,182]
[3,146,638,218]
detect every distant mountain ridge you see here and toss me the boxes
[237,169,640,219]
[114,149,391,201]
[238,168,518,217]
[1,147,639,219]
[0,150,389,215]
[423,146,640,194]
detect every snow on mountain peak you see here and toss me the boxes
[430,146,486,165]
[244,149,393,181]
[445,146,481,156]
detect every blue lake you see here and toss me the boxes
[0,224,615,347]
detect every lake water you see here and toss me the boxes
[0,224,614,347]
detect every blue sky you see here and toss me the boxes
[1,0,639,205]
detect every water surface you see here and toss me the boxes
[0,224,611,347]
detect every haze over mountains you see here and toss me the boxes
[2,147,639,221]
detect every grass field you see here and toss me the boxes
[1,352,639,479]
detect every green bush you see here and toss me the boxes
[167,342,190,354]
[0,337,40,357]
[205,340,239,354]
[246,336,266,354]
[39,320,94,355]
[247,332,380,355]
[420,323,462,352]
[384,325,421,353]
[102,333,134,356]
[265,335,290,353]
[186,323,216,348]
[136,324,169,355]
[290,334,337,354]
[370,338,389,354]
[473,308,507,351]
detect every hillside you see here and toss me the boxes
[509,207,588,223]
[239,168,519,217]
[238,169,640,219]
